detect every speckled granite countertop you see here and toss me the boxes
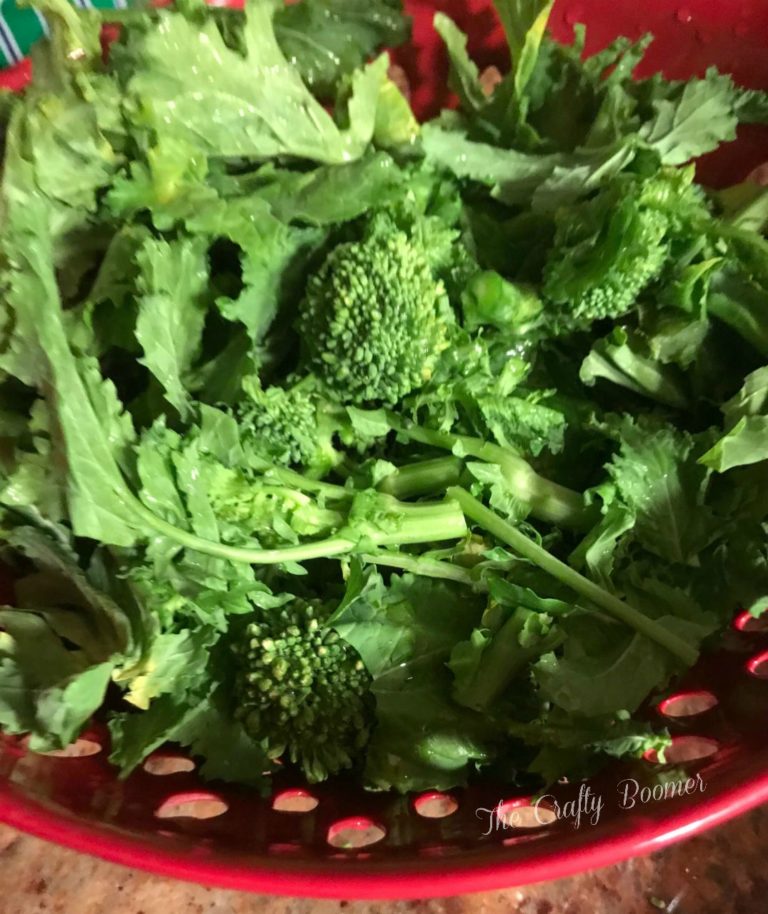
[1,805,766,914]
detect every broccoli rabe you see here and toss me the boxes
[297,214,454,405]
[237,377,340,474]
[234,598,372,782]
[703,224,768,357]
[543,170,706,328]
[238,380,319,467]
[386,415,595,528]
[133,479,469,566]
[6,0,765,799]
[207,468,345,547]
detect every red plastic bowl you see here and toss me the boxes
[2,0,768,900]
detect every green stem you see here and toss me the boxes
[447,487,699,666]
[129,493,466,565]
[359,551,483,588]
[131,495,356,563]
[391,418,595,529]
[263,466,351,501]
[352,498,468,547]
[459,611,564,712]
[377,456,465,500]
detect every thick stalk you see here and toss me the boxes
[354,499,468,547]
[391,419,595,529]
[377,456,465,499]
[130,493,466,565]
[447,487,699,666]
[132,496,355,562]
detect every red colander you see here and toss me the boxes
[1,0,768,899]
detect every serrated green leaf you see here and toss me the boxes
[639,70,740,164]
[135,236,210,418]
[333,570,491,791]
[434,14,487,113]
[127,3,385,164]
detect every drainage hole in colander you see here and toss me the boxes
[747,650,768,679]
[143,754,196,776]
[326,817,386,849]
[155,792,229,820]
[496,798,557,829]
[413,791,459,818]
[34,738,102,758]
[733,609,768,633]
[658,690,719,718]
[645,735,720,765]
[272,788,319,813]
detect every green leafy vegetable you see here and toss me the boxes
[135,236,210,418]
[0,0,765,797]
[493,0,556,100]
[126,1,387,164]
[274,0,410,97]
[332,568,493,791]
[638,70,741,164]
[701,367,768,471]
[433,14,487,114]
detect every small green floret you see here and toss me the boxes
[297,218,453,405]
[572,215,669,323]
[234,599,372,782]
[543,171,703,328]
[237,378,342,474]
[207,467,344,546]
[544,193,669,326]
[238,382,320,467]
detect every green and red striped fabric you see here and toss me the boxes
[0,0,126,67]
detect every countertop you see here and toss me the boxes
[0,805,766,914]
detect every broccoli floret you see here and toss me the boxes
[239,383,316,466]
[297,216,454,405]
[559,211,668,322]
[544,189,668,327]
[207,467,345,547]
[234,598,372,782]
[543,170,704,328]
[237,377,341,475]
